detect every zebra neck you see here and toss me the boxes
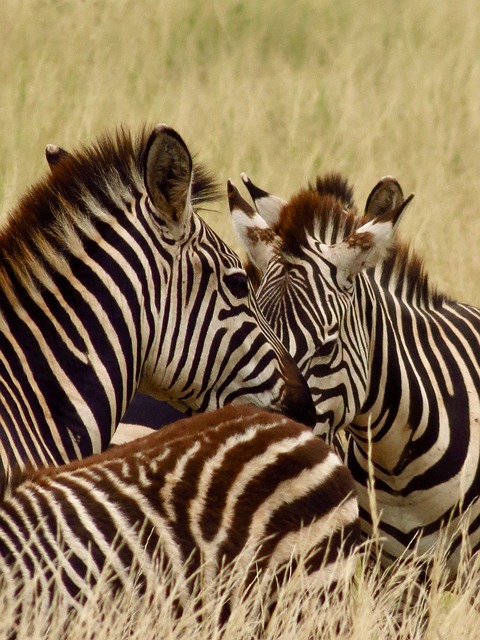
[0,242,144,484]
[351,294,480,481]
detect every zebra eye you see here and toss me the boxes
[223,271,249,299]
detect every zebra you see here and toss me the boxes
[46,143,325,453]
[227,171,480,576]
[112,392,183,443]
[0,404,360,632]
[45,144,185,444]
[0,123,316,492]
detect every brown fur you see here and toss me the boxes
[273,185,358,258]
[246,225,277,246]
[227,179,256,217]
[315,173,355,207]
[345,231,375,250]
[3,404,360,624]
[17,405,358,548]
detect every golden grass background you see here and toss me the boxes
[1,0,480,637]
[2,0,480,305]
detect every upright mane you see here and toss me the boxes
[274,172,446,308]
[274,174,359,254]
[0,126,220,293]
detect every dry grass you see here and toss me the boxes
[2,513,480,640]
[1,0,480,302]
[1,0,480,637]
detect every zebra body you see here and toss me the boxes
[228,172,480,573]
[0,124,315,490]
[0,404,359,629]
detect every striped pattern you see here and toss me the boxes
[0,404,359,628]
[112,393,183,444]
[228,172,480,575]
[0,124,316,491]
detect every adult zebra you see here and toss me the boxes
[228,172,480,575]
[0,404,359,633]
[46,145,185,444]
[0,124,315,492]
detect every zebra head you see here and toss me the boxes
[40,126,315,431]
[229,173,413,439]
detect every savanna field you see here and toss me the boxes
[1,0,480,638]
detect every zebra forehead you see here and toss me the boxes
[267,171,446,307]
[274,183,359,258]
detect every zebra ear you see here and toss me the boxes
[45,144,70,170]
[144,124,193,234]
[228,180,278,276]
[364,176,404,222]
[325,193,414,286]
[241,173,286,226]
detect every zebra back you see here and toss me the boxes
[0,404,359,630]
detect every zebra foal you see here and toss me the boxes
[0,404,359,633]
[228,171,480,576]
[0,123,315,490]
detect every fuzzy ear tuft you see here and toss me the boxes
[228,180,278,275]
[241,173,286,226]
[45,144,70,169]
[144,124,193,234]
[323,193,414,287]
[364,176,404,221]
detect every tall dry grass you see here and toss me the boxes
[2,506,480,640]
[1,0,480,637]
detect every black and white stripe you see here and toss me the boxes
[0,404,359,630]
[0,124,315,491]
[229,171,480,575]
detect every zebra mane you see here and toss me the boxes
[274,172,446,307]
[0,126,220,278]
[275,174,359,254]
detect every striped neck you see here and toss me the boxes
[0,198,150,487]
[349,281,480,481]
[0,132,155,487]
